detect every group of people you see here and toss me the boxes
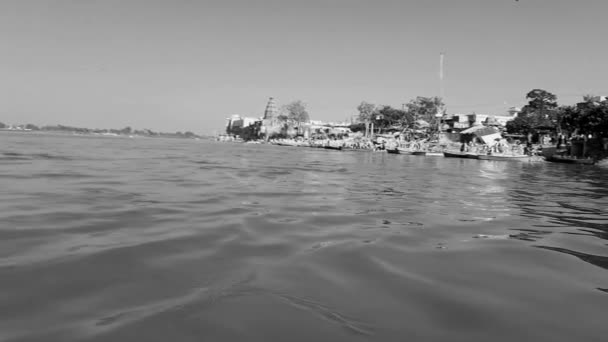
[459,138,532,156]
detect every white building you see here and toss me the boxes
[226,115,261,131]
[452,107,520,128]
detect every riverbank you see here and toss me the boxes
[218,135,607,165]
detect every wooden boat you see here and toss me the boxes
[386,148,400,154]
[323,145,343,151]
[412,151,443,156]
[477,154,532,161]
[397,147,413,155]
[546,155,596,165]
[443,151,478,159]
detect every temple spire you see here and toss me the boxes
[263,97,278,120]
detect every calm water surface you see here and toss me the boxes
[1,132,607,342]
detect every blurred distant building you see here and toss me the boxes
[443,106,520,132]
[225,114,260,132]
[577,95,607,109]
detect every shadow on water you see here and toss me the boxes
[534,245,608,271]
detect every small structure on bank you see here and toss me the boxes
[460,125,502,144]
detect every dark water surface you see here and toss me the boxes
[1,132,607,342]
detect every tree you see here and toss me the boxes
[276,114,289,123]
[283,100,310,127]
[507,89,559,135]
[562,100,608,137]
[373,106,413,133]
[348,122,366,133]
[405,96,444,130]
[557,99,608,158]
[356,101,377,137]
[0,122,5,129]
[506,115,536,135]
[240,121,262,141]
[520,89,558,119]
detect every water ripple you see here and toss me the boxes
[1,133,607,342]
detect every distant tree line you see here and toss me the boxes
[0,122,201,139]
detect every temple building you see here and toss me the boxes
[261,97,283,138]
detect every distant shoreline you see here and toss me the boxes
[0,127,206,140]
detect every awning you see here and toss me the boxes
[415,119,430,128]
[460,125,499,136]
[479,133,502,145]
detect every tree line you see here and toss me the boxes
[0,123,200,139]
[505,89,608,140]
[354,97,444,135]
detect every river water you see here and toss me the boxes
[1,132,607,342]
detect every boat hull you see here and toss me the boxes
[546,155,595,165]
[386,148,400,154]
[323,146,343,151]
[477,154,532,161]
[412,151,443,156]
[444,151,478,159]
[426,152,444,157]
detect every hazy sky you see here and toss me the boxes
[1,0,607,134]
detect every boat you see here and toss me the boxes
[323,145,343,151]
[397,147,413,155]
[412,151,443,156]
[477,154,534,161]
[546,155,596,165]
[426,152,444,157]
[443,151,478,159]
[386,148,400,154]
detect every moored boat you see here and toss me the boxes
[386,148,400,154]
[444,151,478,159]
[412,151,443,156]
[546,155,596,165]
[323,145,343,151]
[397,147,413,155]
[477,154,534,161]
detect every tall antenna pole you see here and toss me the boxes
[439,52,444,101]
[437,52,445,134]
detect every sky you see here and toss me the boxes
[1,0,607,135]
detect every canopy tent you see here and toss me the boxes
[415,119,430,128]
[460,125,499,135]
[460,125,502,145]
